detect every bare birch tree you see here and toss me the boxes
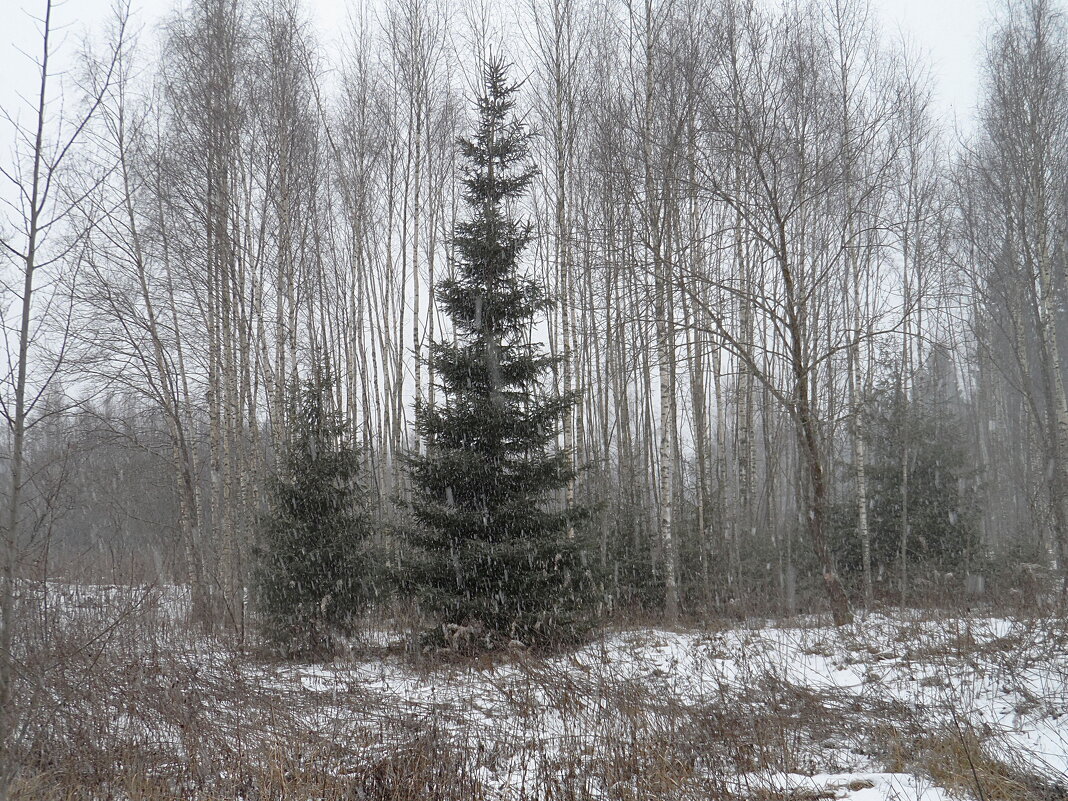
[0,0,126,790]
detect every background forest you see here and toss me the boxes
[3,0,1068,641]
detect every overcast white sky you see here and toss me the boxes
[884,0,989,133]
[0,0,990,152]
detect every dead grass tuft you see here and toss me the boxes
[351,731,486,801]
[907,726,1062,801]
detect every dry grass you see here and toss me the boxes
[10,587,1068,800]
[910,727,1042,801]
[879,721,1068,801]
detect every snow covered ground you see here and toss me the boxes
[254,612,1068,800]
[14,584,1068,800]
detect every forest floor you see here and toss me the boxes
[13,584,1068,800]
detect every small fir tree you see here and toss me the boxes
[832,353,980,581]
[253,373,371,653]
[404,58,594,647]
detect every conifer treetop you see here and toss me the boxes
[442,56,544,347]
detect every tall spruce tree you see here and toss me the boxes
[404,58,594,647]
[252,372,372,653]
